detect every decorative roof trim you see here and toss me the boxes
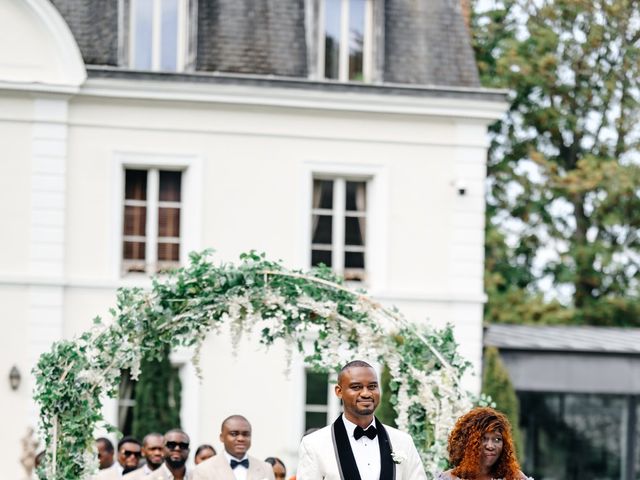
[81,67,508,122]
[25,0,86,86]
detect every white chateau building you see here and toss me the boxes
[0,0,505,477]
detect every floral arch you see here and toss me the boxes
[34,251,472,479]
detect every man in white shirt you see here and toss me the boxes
[192,415,274,480]
[124,433,165,478]
[95,437,142,479]
[297,360,427,480]
[147,429,192,480]
[97,438,118,472]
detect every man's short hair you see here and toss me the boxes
[96,437,114,453]
[117,436,141,451]
[221,414,250,431]
[142,432,163,446]
[338,360,374,383]
[164,428,190,442]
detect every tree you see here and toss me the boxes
[131,345,182,439]
[472,0,640,325]
[482,347,522,458]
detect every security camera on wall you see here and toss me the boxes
[454,180,468,196]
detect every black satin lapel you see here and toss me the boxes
[332,416,362,480]
[376,418,396,480]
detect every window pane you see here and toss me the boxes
[348,0,365,81]
[157,242,179,262]
[159,208,180,237]
[312,215,333,244]
[346,181,366,211]
[125,169,147,200]
[159,170,182,201]
[124,241,146,261]
[345,251,364,269]
[324,0,341,79]
[313,179,334,209]
[305,411,329,430]
[519,392,626,480]
[133,0,153,70]
[312,250,332,267]
[118,370,137,436]
[345,217,365,246]
[160,0,179,71]
[306,371,329,405]
[124,206,147,236]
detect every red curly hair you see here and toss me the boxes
[447,407,521,480]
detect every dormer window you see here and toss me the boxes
[129,0,189,71]
[319,0,373,82]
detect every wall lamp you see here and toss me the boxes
[9,365,21,391]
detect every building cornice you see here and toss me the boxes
[79,66,508,122]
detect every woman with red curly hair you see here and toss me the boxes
[438,407,532,480]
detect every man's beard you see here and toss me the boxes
[123,466,138,474]
[165,456,187,469]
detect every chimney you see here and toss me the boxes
[460,0,471,31]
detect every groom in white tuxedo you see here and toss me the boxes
[297,360,427,480]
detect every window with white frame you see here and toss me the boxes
[320,0,373,81]
[311,177,367,281]
[129,0,189,71]
[123,168,182,274]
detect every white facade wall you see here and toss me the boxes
[0,1,506,478]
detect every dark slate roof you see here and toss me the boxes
[196,0,307,76]
[86,66,505,102]
[485,324,640,354]
[384,0,480,87]
[51,0,480,87]
[50,0,119,66]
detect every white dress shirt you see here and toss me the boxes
[224,451,249,480]
[342,415,381,480]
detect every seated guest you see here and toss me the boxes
[124,433,164,478]
[264,457,286,480]
[95,436,141,479]
[437,407,532,480]
[192,415,274,480]
[194,445,216,465]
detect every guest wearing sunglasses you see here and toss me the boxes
[147,429,192,479]
[95,437,142,479]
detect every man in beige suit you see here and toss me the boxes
[192,415,274,480]
[124,433,164,478]
[147,429,192,480]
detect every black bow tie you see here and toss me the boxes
[354,425,377,440]
[230,458,249,469]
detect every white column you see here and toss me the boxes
[447,122,491,394]
[27,97,69,426]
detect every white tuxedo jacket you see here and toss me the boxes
[296,419,427,480]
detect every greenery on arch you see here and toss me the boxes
[33,250,472,479]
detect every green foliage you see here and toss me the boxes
[33,250,470,479]
[481,347,523,459]
[472,0,640,325]
[131,345,182,439]
[377,364,397,428]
